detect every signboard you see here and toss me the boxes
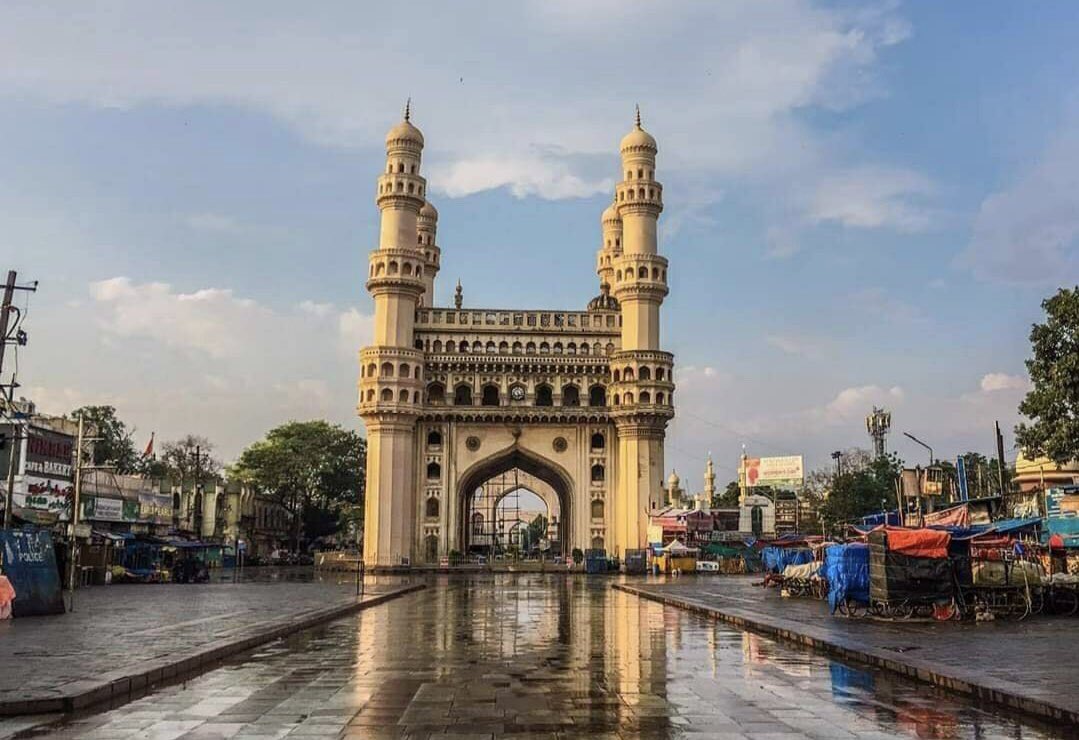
[744,456,804,489]
[14,476,73,519]
[24,428,75,482]
[0,529,65,616]
[137,492,172,525]
[81,496,140,523]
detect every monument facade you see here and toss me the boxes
[358,106,675,566]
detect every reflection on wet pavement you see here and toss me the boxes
[15,575,1067,739]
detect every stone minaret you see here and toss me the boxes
[704,454,716,504]
[358,104,428,567]
[596,202,622,290]
[417,200,440,306]
[609,107,674,555]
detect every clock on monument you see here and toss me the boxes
[510,386,525,401]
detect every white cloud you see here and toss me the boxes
[807,166,934,231]
[0,1,918,207]
[337,308,375,355]
[26,278,376,460]
[960,123,1079,283]
[298,300,335,318]
[90,277,271,358]
[979,372,1029,393]
[765,333,835,359]
[824,384,904,423]
[430,155,612,201]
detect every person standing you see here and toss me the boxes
[0,567,15,620]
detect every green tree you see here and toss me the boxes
[526,514,548,550]
[160,435,222,482]
[231,421,366,552]
[819,452,903,530]
[70,405,139,474]
[1016,286,1079,465]
[712,480,741,508]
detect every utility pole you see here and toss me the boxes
[194,445,202,538]
[67,414,85,608]
[0,270,38,530]
[0,271,17,381]
[995,421,1007,498]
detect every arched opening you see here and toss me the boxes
[590,432,605,450]
[535,384,553,407]
[656,367,665,381]
[427,429,442,448]
[454,384,473,406]
[591,464,605,482]
[561,385,580,407]
[380,388,393,402]
[458,448,572,559]
[639,391,651,404]
[589,385,607,407]
[591,536,605,552]
[427,382,445,405]
[425,497,440,519]
[591,499,604,519]
[639,366,651,381]
[481,384,500,406]
[381,362,393,377]
[426,462,441,480]
[425,534,438,561]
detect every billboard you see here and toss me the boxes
[744,455,804,489]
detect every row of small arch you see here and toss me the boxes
[418,339,616,356]
[377,179,425,197]
[362,362,422,379]
[611,390,670,406]
[617,186,660,202]
[369,260,424,277]
[426,500,608,523]
[429,382,606,408]
[614,265,667,282]
[626,167,654,180]
[424,429,606,450]
[612,366,668,382]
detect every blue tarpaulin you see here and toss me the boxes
[823,543,869,614]
[859,511,902,527]
[761,546,813,574]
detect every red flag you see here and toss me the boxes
[143,432,155,458]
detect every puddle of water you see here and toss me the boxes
[15,574,1070,739]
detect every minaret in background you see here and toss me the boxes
[609,107,675,555]
[704,454,716,505]
[417,200,440,306]
[597,201,622,291]
[357,103,428,567]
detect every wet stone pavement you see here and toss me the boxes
[7,574,1070,739]
[0,567,408,707]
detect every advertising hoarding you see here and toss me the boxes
[744,455,804,489]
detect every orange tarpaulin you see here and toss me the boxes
[924,505,970,528]
[885,527,950,558]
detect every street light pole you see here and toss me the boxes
[902,431,934,466]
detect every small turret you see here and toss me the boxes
[454,279,463,309]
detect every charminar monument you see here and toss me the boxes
[358,104,674,567]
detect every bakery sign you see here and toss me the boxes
[23,427,75,482]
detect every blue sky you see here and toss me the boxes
[2,1,1077,486]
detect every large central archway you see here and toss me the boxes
[457,446,574,557]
